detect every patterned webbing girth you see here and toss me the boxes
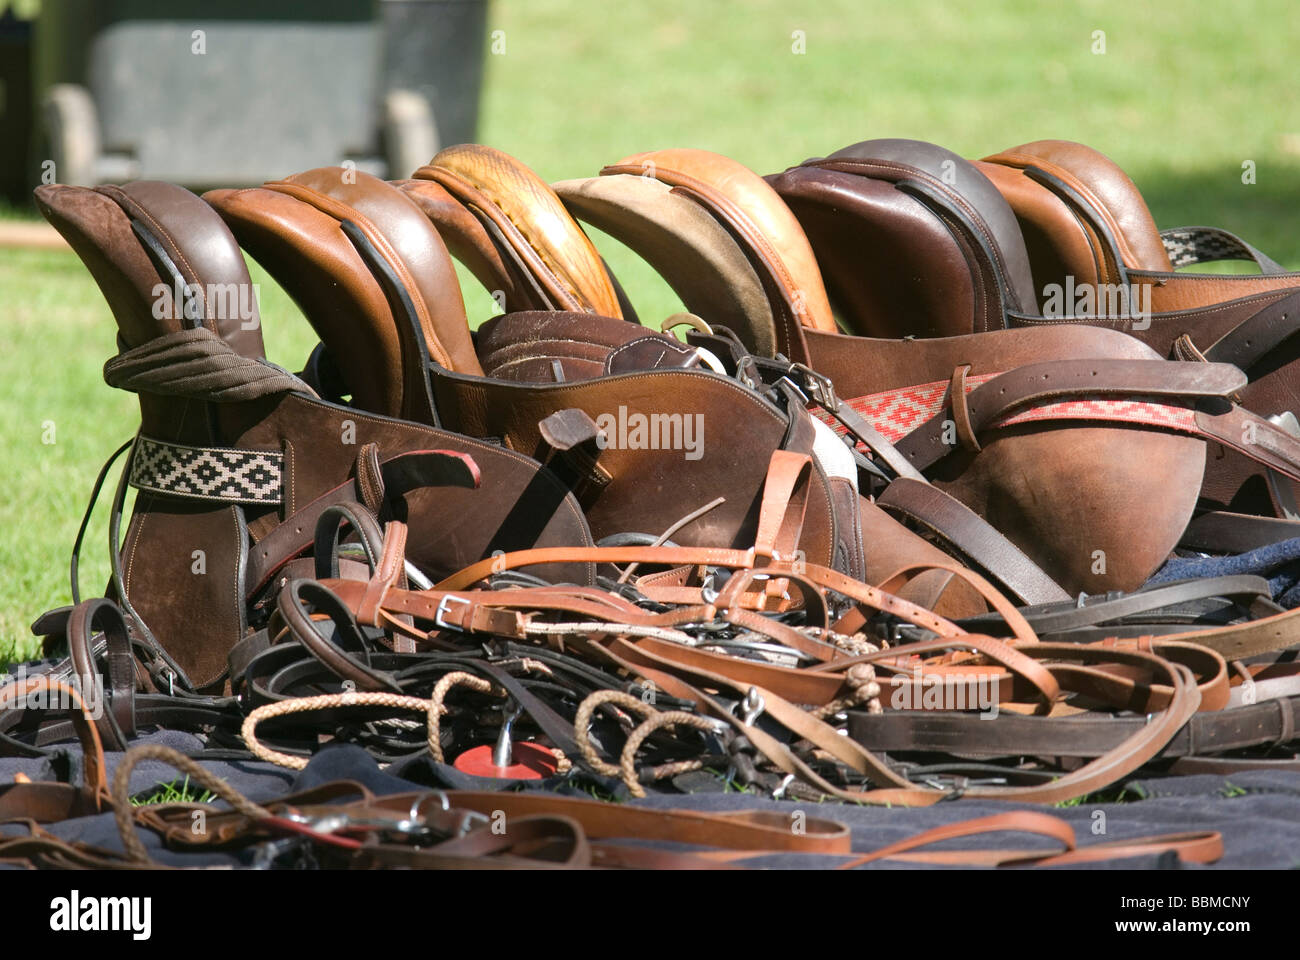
[129,436,283,505]
[815,372,1199,447]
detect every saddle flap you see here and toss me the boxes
[206,184,409,418]
[802,138,1039,317]
[412,144,623,318]
[269,168,481,377]
[208,169,485,422]
[766,164,989,338]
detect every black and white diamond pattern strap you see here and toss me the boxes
[129,436,283,505]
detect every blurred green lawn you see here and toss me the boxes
[3,0,1299,656]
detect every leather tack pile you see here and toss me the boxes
[8,138,1300,869]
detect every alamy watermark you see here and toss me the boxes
[1041,276,1151,331]
[151,278,260,330]
[0,666,105,719]
[594,406,704,461]
[888,667,1000,718]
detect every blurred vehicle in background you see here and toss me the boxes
[0,0,486,202]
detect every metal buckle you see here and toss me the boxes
[434,594,471,631]
[787,363,839,412]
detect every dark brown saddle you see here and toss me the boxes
[35,180,594,690]
[763,139,1300,538]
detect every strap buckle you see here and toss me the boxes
[435,594,472,631]
[787,363,839,412]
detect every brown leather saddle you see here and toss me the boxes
[35,180,595,690]
[767,139,1300,543]
[409,144,1259,602]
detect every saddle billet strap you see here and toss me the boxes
[1181,511,1300,552]
[848,691,1300,760]
[1199,288,1300,373]
[876,479,1071,606]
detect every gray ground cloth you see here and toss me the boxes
[5,729,1296,868]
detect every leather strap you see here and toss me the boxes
[877,478,1072,605]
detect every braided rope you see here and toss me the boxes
[573,690,660,776]
[573,689,720,796]
[242,692,435,769]
[619,711,720,798]
[112,743,272,864]
[427,672,504,764]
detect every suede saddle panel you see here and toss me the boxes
[38,181,595,688]
[476,310,701,383]
[551,174,779,356]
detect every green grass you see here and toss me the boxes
[129,776,216,807]
[4,0,1300,656]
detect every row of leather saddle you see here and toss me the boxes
[34,136,1300,691]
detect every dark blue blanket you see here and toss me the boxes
[1149,536,1300,607]
[6,730,1298,869]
